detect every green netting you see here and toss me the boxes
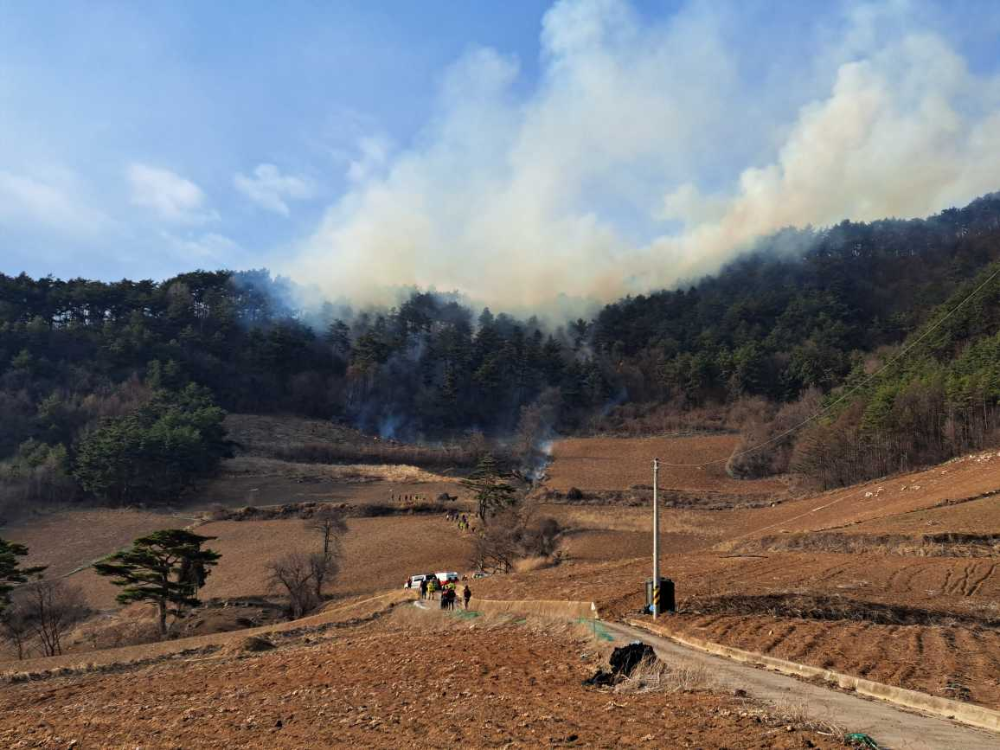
[448,609,483,620]
[844,733,880,749]
[577,618,615,641]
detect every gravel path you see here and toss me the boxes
[603,620,1000,750]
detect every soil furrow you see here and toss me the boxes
[968,562,997,596]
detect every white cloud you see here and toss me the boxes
[288,0,1000,309]
[233,163,314,216]
[127,163,215,224]
[161,231,241,262]
[0,167,111,235]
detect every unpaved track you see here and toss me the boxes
[603,621,1000,750]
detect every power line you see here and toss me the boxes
[656,263,1000,469]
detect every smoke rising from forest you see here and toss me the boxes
[288,0,1000,311]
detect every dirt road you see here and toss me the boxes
[603,621,1000,750]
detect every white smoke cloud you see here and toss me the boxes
[289,0,1000,310]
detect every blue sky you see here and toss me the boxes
[2,1,1000,308]
[0,2,553,279]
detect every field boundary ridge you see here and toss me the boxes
[0,590,417,677]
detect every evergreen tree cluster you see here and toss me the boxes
[3,192,1000,499]
[592,194,1000,405]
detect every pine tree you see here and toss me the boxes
[93,530,220,637]
[461,453,518,521]
[0,538,46,612]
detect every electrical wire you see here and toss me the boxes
[655,263,1000,469]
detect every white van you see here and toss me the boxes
[404,573,435,589]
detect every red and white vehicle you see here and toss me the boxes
[435,571,459,587]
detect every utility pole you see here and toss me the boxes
[652,457,660,619]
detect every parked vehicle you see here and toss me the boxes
[404,573,436,589]
[435,571,459,587]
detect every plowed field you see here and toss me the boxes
[671,613,1000,708]
[474,544,1000,709]
[2,508,189,577]
[545,434,787,498]
[0,608,839,750]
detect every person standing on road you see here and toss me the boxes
[463,584,472,610]
[419,578,428,600]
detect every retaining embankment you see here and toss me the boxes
[474,598,598,620]
[627,618,1000,734]
[1,590,418,677]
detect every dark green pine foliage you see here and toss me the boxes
[795,260,1000,487]
[73,384,231,504]
[3,194,1000,462]
[461,453,519,521]
[93,529,221,636]
[0,538,46,610]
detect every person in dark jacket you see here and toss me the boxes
[463,584,472,609]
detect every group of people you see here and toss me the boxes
[416,576,472,610]
[445,511,472,532]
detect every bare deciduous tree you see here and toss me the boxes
[0,594,32,659]
[470,507,563,573]
[305,506,347,601]
[19,580,90,657]
[267,552,320,619]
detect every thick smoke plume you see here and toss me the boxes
[288,0,1000,310]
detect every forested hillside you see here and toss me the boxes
[3,192,1000,506]
[792,258,1000,488]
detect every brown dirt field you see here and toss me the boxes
[198,515,474,599]
[719,448,1000,544]
[12,433,1000,724]
[198,456,463,509]
[0,590,414,673]
[1,509,190,577]
[539,504,720,563]
[545,434,788,497]
[0,609,839,750]
[475,551,1000,621]
[64,514,475,609]
[473,549,1000,709]
[198,472,463,509]
[670,614,1000,709]
[846,493,1000,537]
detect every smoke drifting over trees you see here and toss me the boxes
[4,193,1000,505]
[290,0,1000,310]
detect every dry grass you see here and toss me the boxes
[767,699,846,738]
[563,506,709,535]
[223,456,452,484]
[514,556,556,573]
[613,655,712,694]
